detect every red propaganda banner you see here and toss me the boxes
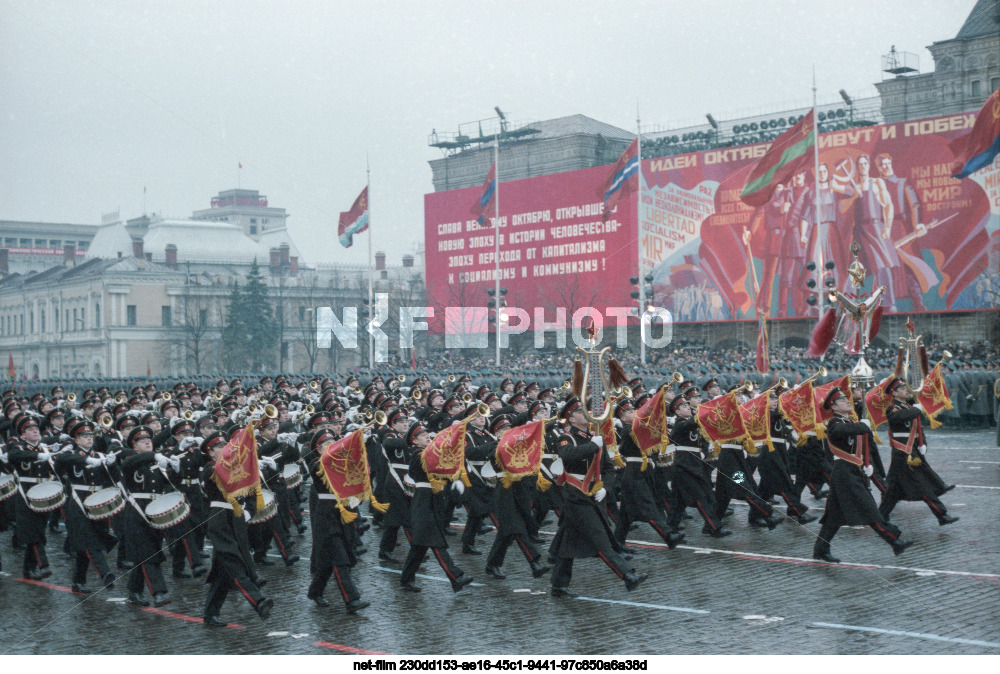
[212,421,262,513]
[630,386,670,459]
[917,363,954,429]
[695,391,747,452]
[425,112,1000,332]
[424,164,639,335]
[739,394,772,453]
[421,419,470,490]
[495,420,545,488]
[814,375,854,426]
[598,415,624,467]
[318,429,387,522]
[778,381,817,440]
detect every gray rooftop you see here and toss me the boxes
[953,0,1000,41]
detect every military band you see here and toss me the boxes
[0,360,981,624]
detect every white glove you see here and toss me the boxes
[154,453,169,469]
[278,432,298,444]
[261,456,277,470]
[863,464,874,477]
[0,451,7,464]
[592,435,604,448]
[918,444,927,456]
[451,480,465,495]
[59,434,72,443]
[594,487,607,502]
[613,418,623,429]
[178,437,199,451]
[85,456,103,468]
[36,451,52,462]
[104,454,117,466]
[913,403,923,412]
[243,510,252,521]
[861,418,872,429]
[168,457,181,471]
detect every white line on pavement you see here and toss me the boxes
[573,596,709,614]
[375,566,485,587]
[956,485,1000,489]
[811,622,1000,650]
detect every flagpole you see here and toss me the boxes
[637,103,646,366]
[812,66,823,316]
[367,158,374,369]
[494,132,501,368]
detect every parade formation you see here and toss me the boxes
[0,314,983,629]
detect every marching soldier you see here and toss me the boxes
[757,387,815,523]
[7,414,58,580]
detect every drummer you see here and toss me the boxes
[52,421,119,592]
[7,414,59,580]
[118,425,173,607]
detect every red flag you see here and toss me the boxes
[739,393,772,453]
[630,386,670,459]
[740,110,816,207]
[212,421,262,514]
[338,186,369,248]
[917,363,954,429]
[755,314,769,373]
[8,351,14,379]
[864,376,895,442]
[317,429,388,522]
[146,361,151,377]
[778,381,817,440]
[238,162,243,169]
[599,139,639,223]
[421,419,470,490]
[471,162,497,226]
[951,85,1000,178]
[696,390,748,453]
[814,375,854,428]
[494,420,545,487]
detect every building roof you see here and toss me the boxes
[83,220,134,260]
[258,225,302,260]
[526,114,634,142]
[954,0,1000,41]
[142,218,268,265]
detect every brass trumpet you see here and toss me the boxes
[66,392,77,403]
[183,410,194,420]
[99,415,114,429]
[309,380,320,391]
[360,410,388,428]
[410,388,423,401]
[114,394,126,405]
[762,377,789,395]
[462,402,491,421]
[304,404,315,414]
[263,404,278,419]
[560,380,572,391]
[397,374,406,383]
[670,372,684,385]
[461,392,474,404]
[162,392,172,402]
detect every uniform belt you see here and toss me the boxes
[316,493,340,500]
[772,438,786,445]
[390,463,409,470]
[71,484,101,493]
[566,472,586,481]
[412,482,432,489]
[674,446,700,453]
[129,492,157,500]
[180,479,200,486]
[542,453,556,460]
[209,500,233,510]
[17,476,43,484]
[721,444,742,450]
[625,457,645,463]
[891,433,911,439]
[467,461,486,467]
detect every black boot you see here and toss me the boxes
[892,539,914,556]
[623,572,648,592]
[666,531,686,549]
[938,515,959,526]
[485,565,506,580]
[529,560,551,578]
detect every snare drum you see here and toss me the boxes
[83,487,126,521]
[0,473,16,502]
[26,481,67,513]
[248,490,277,525]
[143,492,191,530]
[282,464,302,490]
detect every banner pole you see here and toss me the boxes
[637,102,646,366]
[367,157,374,369]
[812,66,823,317]
[494,132,501,368]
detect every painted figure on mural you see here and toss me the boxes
[791,163,848,294]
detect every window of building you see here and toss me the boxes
[162,306,172,326]
[40,310,45,332]
[199,308,208,326]
[127,305,137,326]
[65,309,69,331]
[94,303,100,328]
[54,311,58,331]
[991,77,999,93]
[249,225,257,235]
[29,311,34,333]
[4,237,15,246]
[971,80,981,97]
[281,341,289,359]
[81,307,85,328]
[77,241,88,251]
[34,238,46,247]
[72,308,77,330]
[19,238,31,247]
[49,239,61,248]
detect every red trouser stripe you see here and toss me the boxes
[232,578,257,607]
[141,566,154,595]
[489,513,500,528]
[273,531,287,557]
[514,534,531,560]
[696,501,716,530]
[33,544,43,567]
[597,551,624,579]
[433,548,458,581]
[332,567,349,603]
[85,551,96,578]
[781,492,801,516]
[183,538,194,566]
[649,520,670,542]
[872,522,897,542]
[923,497,943,515]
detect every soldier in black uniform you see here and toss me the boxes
[757,388,815,523]
[812,387,913,563]
[165,433,210,578]
[52,421,118,592]
[850,381,888,495]
[459,405,495,555]
[252,415,300,567]
[398,422,473,593]
[549,397,646,597]
[613,399,686,549]
[483,415,552,580]
[879,378,958,526]
[118,425,175,607]
[305,430,369,613]
[665,396,731,537]
[377,411,413,563]
[7,414,58,579]
[200,433,273,626]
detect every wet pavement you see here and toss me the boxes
[1,428,998,655]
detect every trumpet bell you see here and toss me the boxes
[183,410,194,420]
[263,404,278,419]
[309,381,320,391]
[66,393,77,403]
[397,374,406,383]
[372,410,387,426]
[99,415,114,429]
[462,392,474,403]
[304,404,315,414]
[162,392,172,401]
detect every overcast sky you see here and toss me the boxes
[0,0,980,265]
